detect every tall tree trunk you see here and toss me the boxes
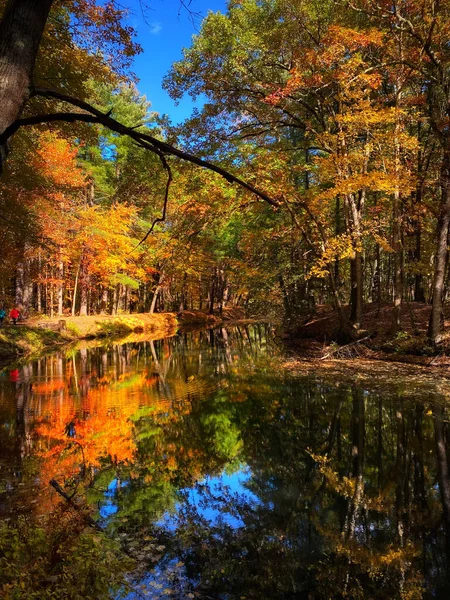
[0,0,54,169]
[150,286,161,314]
[392,87,405,328]
[15,252,32,316]
[100,287,108,314]
[71,261,80,317]
[37,249,42,312]
[393,189,403,329]
[346,192,364,329]
[414,123,426,303]
[209,268,217,315]
[57,255,63,316]
[79,260,89,316]
[15,258,25,309]
[428,149,450,343]
[414,225,425,303]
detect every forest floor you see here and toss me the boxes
[0,307,247,366]
[287,300,450,371]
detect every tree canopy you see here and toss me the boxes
[2,0,450,342]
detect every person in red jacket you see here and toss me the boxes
[9,308,20,325]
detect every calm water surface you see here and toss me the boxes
[1,324,450,599]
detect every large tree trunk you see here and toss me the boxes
[392,189,403,330]
[428,149,450,343]
[0,0,54,168]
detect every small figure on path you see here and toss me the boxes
[9,307,20,325]
[0,308,5,326]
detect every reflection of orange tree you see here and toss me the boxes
[32,366,206,490]
[34,372,154,485]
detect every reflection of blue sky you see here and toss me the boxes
[159,466,259,531]
[100,468,260,529]
[99,478,127,520]
[121,467,259,599]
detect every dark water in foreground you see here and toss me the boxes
[1,324,450,599]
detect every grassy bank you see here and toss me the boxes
[0,326,67,363]
[0,307,250,367]
[0,312,179,365]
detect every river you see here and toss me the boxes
[0,324,449,599]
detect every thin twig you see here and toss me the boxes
[133,153,173,249]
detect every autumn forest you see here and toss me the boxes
[0,0,450,344]
[4,1,450,599]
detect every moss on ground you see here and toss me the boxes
[0,326,67,362]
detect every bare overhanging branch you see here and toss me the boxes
[0,87,280,208]
[134,152,173,248]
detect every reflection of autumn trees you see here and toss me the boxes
[3,328,450,597]
[159,374,450,599]
[0,325,270,499]
[0,327,271,597]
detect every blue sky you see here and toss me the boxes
[125,0,226,124]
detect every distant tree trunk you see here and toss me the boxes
[37,280,42,313]
[57,255,63,316]
[37,250,42,312]
[209,268,217,315]
[111,285,118,315]
[15,259,25,309]
[218,268,226,316]
[335,195,341,284]
[79,259,89,316]
[15,253,32,316]
[0,0,54,169]
[428,149,450,343]
[49,277,54,318]
[72,261,80,317]
[122,285,128,313]
[372,243,381,306]
[279,275,290,316]
[414,225,425,303]
[179,273,187,312]
[100,287,108,314]
[346,191,364,329]
[414,125,426,303]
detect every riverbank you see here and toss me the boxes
[0,308,247,365]
[0,312,176,365]
[289,301,450,369]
